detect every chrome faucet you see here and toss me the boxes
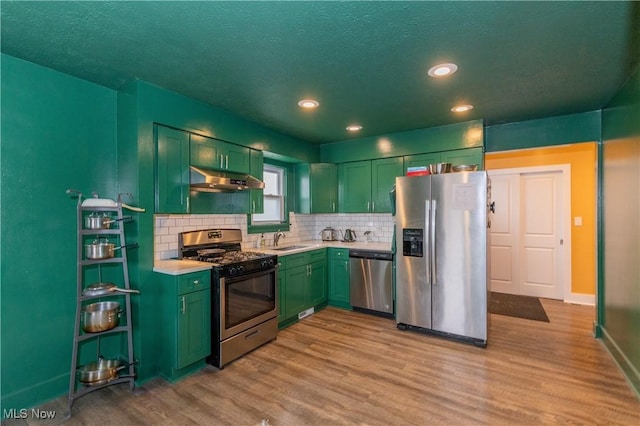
[274,230,286,246]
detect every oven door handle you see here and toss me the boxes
[220,266,278,284]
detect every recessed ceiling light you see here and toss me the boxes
[346,125,363,132]
[298,99,319,109]
[428,63,458,77]
[451,104,474,113]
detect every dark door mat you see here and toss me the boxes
[489,292,550,322]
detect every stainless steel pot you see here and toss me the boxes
[452,164,478,172]
[428,163,452,174]
[82,282,140,297]
[77,358,125,385]
[84,213,132,230]
[84,239,137,260]
[81,301,122,333]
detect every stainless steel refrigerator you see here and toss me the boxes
[395,172,490,346]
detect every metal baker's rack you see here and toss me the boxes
[65,190,144,417]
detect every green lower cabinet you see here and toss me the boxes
[309,260,328,306]
[284,264,310,319]
[157,271,211,382]
[278,249,328,327]
[328,248,350,309]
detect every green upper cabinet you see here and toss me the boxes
[294,163,337,214]
[155,125,190,214]
[338,158,403,213]
[190,134,220,169]
[338,161,372,213]
[403,148,484,173]
[223,142,251,173]
[190,133,250,173]
[249,149,264,214]
[440,148,484,168]
[371,157,404,213]
[403,152,441,171]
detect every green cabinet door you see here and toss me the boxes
[250,149,264,214]
[338,160,372,213]
[371,157,404,213]
[223,142,251,173]
[190,133,250,173]
[155,125,190,213]
[403,153,441,172]
[190,134,220,168]
[277,270,286,324]
[284,264,309,319]
[440,147,484,169]
[177,288,211,369]
[295,163,337,213]
[328,248,350,308]
[310,163,337,213]
[308,260,328,307]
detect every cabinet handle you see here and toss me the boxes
[372,201,375,212]
[193,279,199,286]
[332,202,335,212]
[185,196,190,213]
[225,155,229,169]
[219,154,224,169]
[181,296,186,315]
[367,201,370,212]
[252,201,256,213]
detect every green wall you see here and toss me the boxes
[1,54,119,410]
[600,66,640,396]
[320,120,483,163]
[485,110,601,152]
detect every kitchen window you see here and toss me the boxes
[249,162,290,233]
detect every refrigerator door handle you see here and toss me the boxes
[426,199,432,285]
[430,199,437,285]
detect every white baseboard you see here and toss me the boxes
[564,292,596,305]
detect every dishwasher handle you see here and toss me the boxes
[349,250,393,261]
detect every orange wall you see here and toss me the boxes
[485,142,597,296]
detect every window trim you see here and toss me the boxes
[247,160,291,234]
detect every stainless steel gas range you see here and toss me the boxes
[179,229,278,368]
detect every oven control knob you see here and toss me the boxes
[237,265,245,274]
[228,266,237,275]
[267,258,275,267]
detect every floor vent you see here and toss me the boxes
[298,307,314,320]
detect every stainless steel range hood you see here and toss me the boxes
[190,166,265,193]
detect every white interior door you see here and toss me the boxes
[520,172,564,299]
[489,174,520,294]
[489,166,568,300]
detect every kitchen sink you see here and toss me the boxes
[270,245,309,252]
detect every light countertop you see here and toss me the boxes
[153,259,212,276]
[154,240,393,275]
[255,240,392,255]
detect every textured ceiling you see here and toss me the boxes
[1,1,638,144]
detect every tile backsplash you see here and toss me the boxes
[154,212,394,260]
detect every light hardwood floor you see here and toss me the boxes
[9,300,640,425]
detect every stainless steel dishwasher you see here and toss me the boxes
[349,249,394,316]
